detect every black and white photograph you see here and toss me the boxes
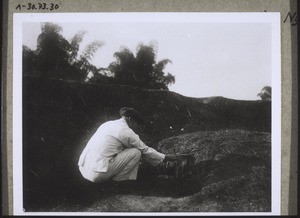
[13,13,281,215]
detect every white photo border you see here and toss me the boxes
[13,12,281,216]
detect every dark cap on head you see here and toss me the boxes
[119,107,144,124]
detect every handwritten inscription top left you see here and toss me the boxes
[16,3,60,11]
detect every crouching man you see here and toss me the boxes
[78,107,192,184]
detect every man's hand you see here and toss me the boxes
[164,154,179,161]
[164,154,194,161]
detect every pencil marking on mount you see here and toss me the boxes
[15,3,60,11]
[264,10,297,26]
[283,12,297,26]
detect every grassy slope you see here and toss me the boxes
[23,76,271,212]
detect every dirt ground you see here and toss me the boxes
[26,129,271,213]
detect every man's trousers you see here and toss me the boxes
[79,148,142,182]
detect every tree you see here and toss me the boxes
[153,59,175,89]
[69,30,87,63]
[24,23,174,89]
[36,23,73,79]
[76,41,104,81]
[104,42,175,90]
[25,23,104,81]
[257,86,271,101]
[134,43,157,87]
[108,47,136,85]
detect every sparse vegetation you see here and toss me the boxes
[257,86,271,101]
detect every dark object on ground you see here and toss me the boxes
[175,154,196,179]
[154,153,195,178]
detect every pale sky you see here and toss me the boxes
[23,20,272,100]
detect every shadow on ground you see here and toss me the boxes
[59,153,267,210]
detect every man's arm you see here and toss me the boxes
[118,128,165,166]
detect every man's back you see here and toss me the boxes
[78,118,127,172]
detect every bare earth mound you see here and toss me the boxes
[33,129,271,212]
